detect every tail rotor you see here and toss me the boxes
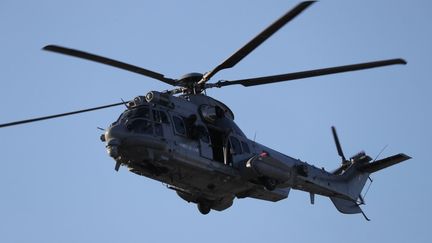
[331,126,347,164]
[331,126,352,174]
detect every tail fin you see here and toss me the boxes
[341,152,372,200]
[330,152,371,218]
[330,153,410,219]
[331,197,362,214]
[330,197,370,221]
[328,127,411,219]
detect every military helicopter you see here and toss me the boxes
[0,1,410,219]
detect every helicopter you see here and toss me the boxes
[0,1,410,219]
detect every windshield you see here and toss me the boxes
[118,106,153,134]
[120,106,150,122]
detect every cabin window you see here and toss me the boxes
[197,126,210,143]
[173,116,186,136]
[241,141,250,154]
[230,136,242,155]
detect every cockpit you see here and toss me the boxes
[118,105,169,136]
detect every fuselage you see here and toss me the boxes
[102,91,366,212]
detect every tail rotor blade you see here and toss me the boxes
[332,126,347,163]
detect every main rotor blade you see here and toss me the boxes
[217,58,406,87]
[200,1,315,83]
[332,126,347,163]
[0,101,127,128]
[43,45,176,86]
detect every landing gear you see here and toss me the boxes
[197,202,211,215]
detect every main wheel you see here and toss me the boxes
[197,203,211,215]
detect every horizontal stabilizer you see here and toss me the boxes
[359,153,411,174]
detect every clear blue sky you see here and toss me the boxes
[0,1,430,242]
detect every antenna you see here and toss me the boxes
[360,145,387,203]
[373,144,388,162]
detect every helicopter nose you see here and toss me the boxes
[107,138,121,158]
[104,124,128,159]
[105,123,128,141]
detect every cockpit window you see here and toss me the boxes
[123,106,154,134]
[153,110,169,124]
[120,106,150,122]
[132,107,150,119]
[151,110,169,137]
[126,119,153,134]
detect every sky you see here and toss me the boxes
[0,0,431,242]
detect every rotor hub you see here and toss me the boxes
[176,72,204,94]
[177,73,203,85]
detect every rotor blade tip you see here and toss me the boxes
[398,58,407,65]
[42,45,56,51]
[302,1,317,7]
[298,1,316,10]
[305,1,317,4]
